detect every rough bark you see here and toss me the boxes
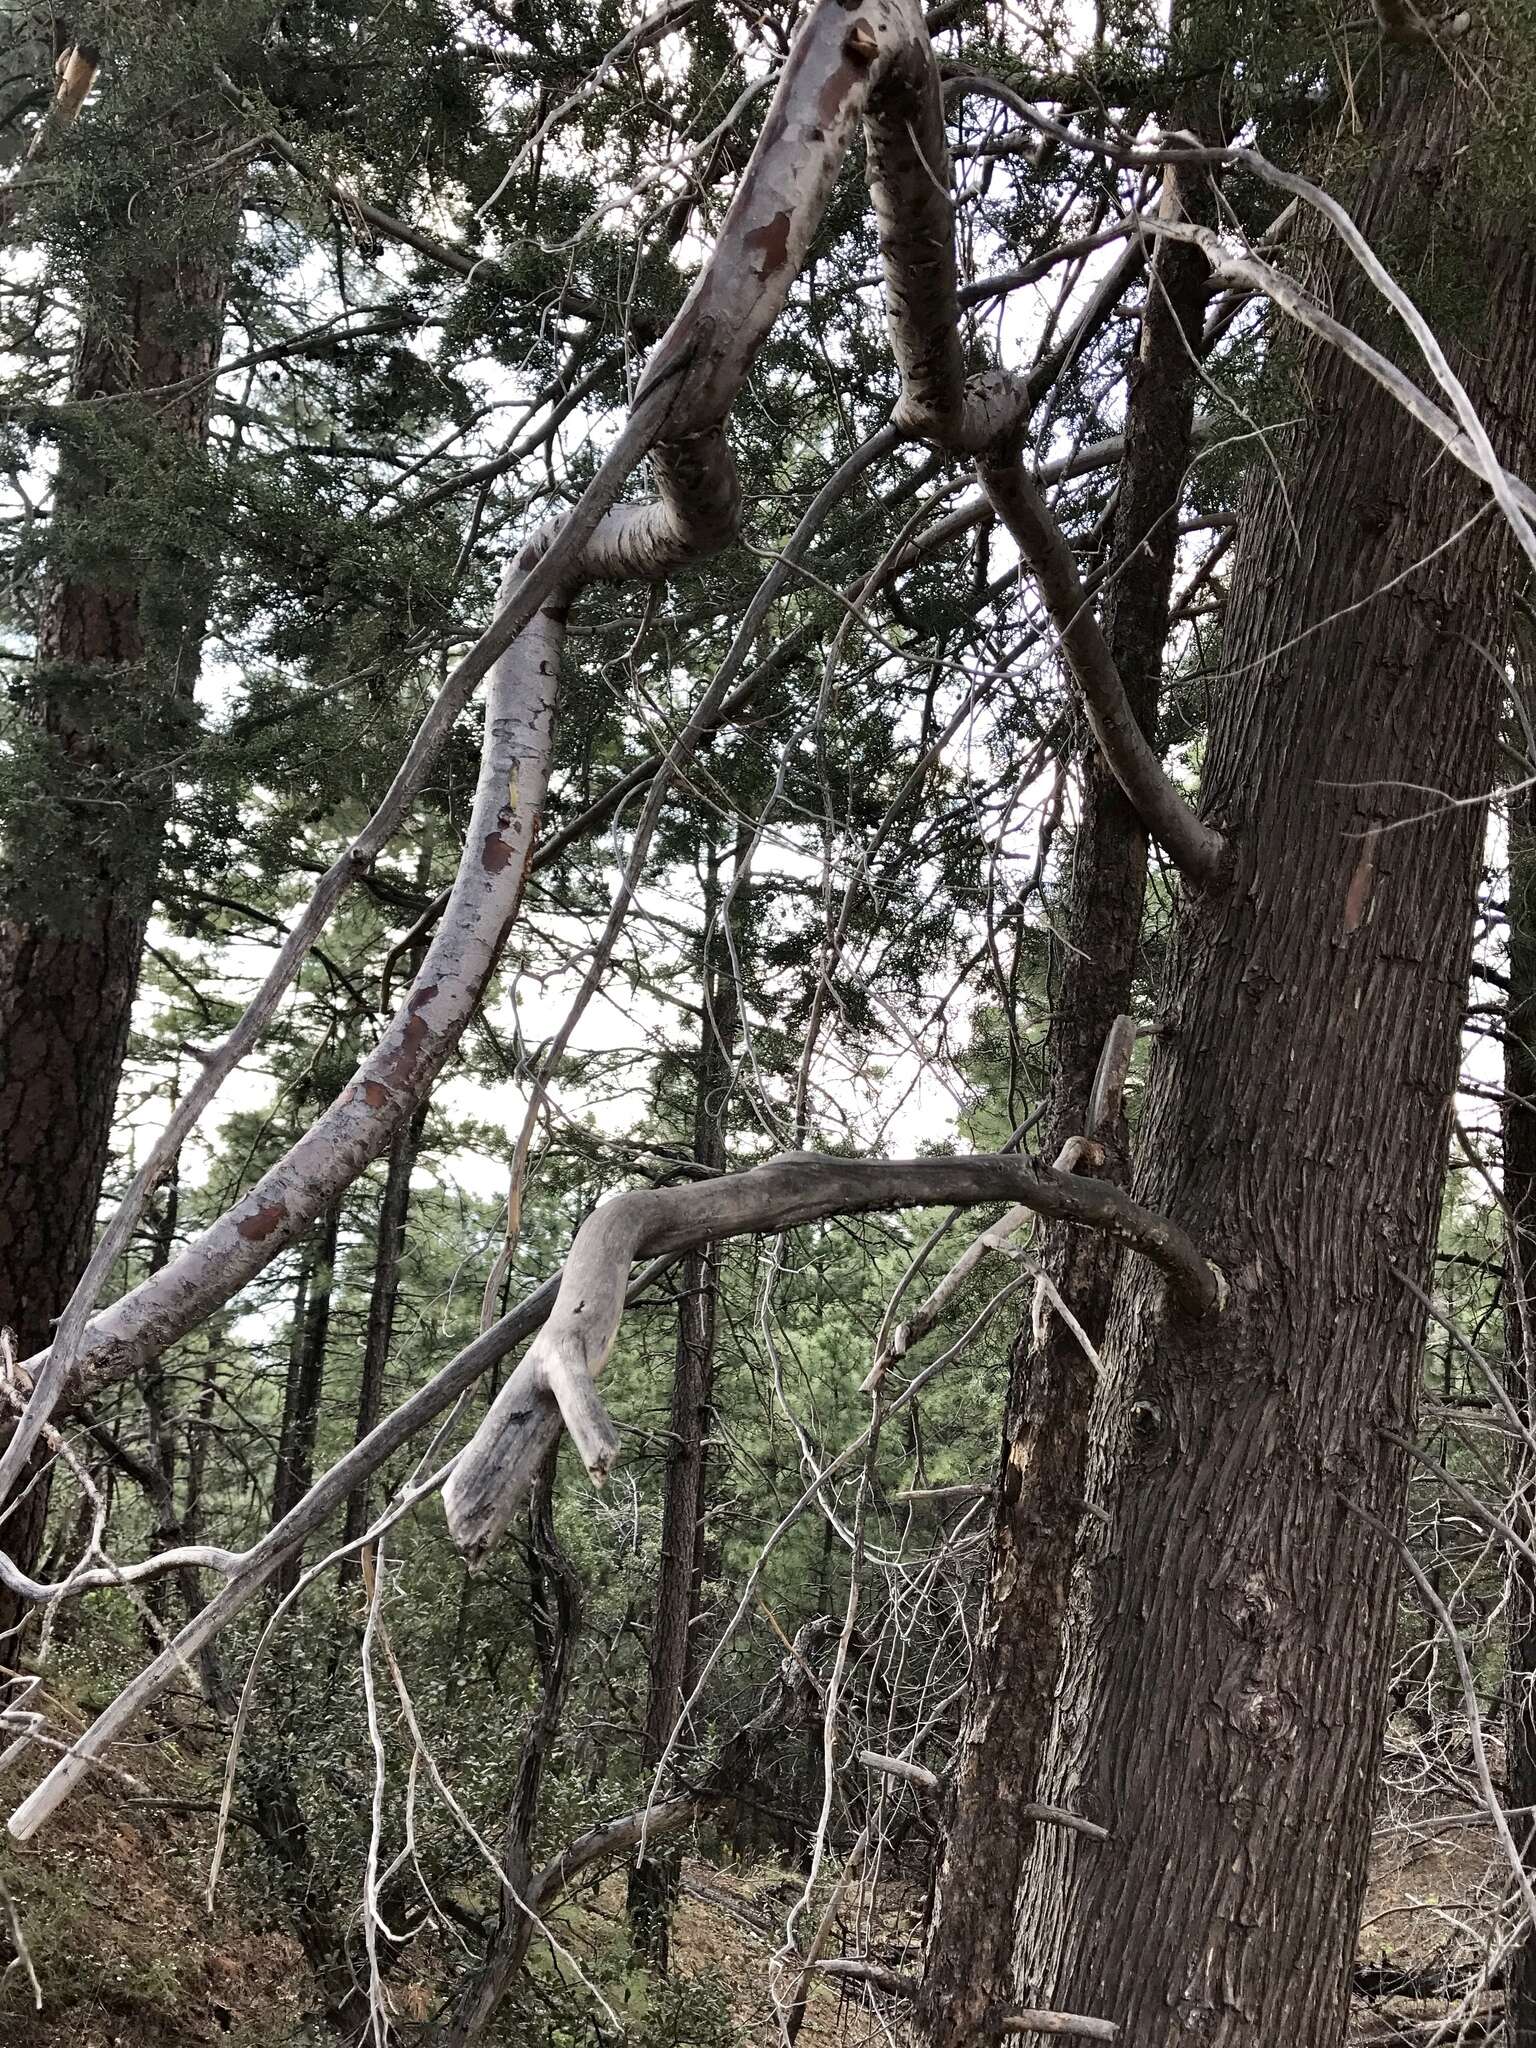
[1012,66,1536,2048]
[0,155,236,1635]
[1504,775,1536,2048]
[917,181,1212,2048]
[628,844,741,1967]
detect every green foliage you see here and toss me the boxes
[8,0,1536,2029]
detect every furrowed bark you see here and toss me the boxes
[0,121,238,1631]
[1012,61,1536,2046]
[444,1154,1221,1565]
[1504,771,1536,2048]
[918,162,1214,2046]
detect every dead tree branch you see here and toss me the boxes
[980,462,1227,886]
[444,1152,1221,1564]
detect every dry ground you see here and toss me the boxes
[0,1699,1511,2045]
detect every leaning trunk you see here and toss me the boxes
[1013,68,1536,2046]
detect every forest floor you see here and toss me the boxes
[1354,1819,1503,2042]
[0,1691,1512,2046]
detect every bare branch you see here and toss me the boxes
[444,1152,1222,1564]
[812,1959,1118,2039]
[528,1795,702,1912]
[980,461,1228,887]
[860,1748,940,1791]
[776,1825,868,2043]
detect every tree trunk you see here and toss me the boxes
[1011,67,1536,2047]
[916,167,1212,2045]
[341,1103,427,1563]
[1504,775,1536,2047]
[271,1203,342,1602]
[0,148,236,1632]
[628,841,741,1967]
[140,1162,183,1622]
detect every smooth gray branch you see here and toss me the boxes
[443,1152,1222,1564]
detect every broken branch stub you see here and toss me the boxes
[443,1153,1222,1565]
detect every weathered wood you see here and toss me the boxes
[443,1154,1222,1564]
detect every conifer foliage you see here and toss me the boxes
[4,5,1536,2045]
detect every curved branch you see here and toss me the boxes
[443,1152,1222,1564]
[0,1541,243,1605]
[1,0,957,1447]
[980,460,1228,886]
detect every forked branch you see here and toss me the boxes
[443,1152,1222,1564]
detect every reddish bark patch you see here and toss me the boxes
[361,1081,388,1109]
[237,1201,286,1243]
[381,1013,429,1086]
[744,209,793,280]
[482,832,512,873]
[817,51,863,127]
[378,985,438,1087]
[1343,822,1381,934]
